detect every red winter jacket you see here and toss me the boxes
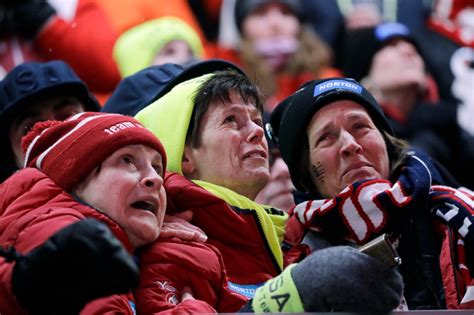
[0,168,135,314]
[134,239,248,313]
[163,173,287,296]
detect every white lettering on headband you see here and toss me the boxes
[313,79,363,97]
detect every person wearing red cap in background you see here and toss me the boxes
[0,112,173,314]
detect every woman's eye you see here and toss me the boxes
[253,119,263,127]
[153,165,163,176]
[224,115,236,124]
[354,123,370,131]
[316,134,329,146]
[122,155,133,164]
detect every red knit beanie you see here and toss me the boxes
[22,112,167,192]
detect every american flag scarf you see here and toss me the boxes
[292,153,474,308]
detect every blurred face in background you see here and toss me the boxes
[152,40,196,66]
[255,148,294,211]
[9,95,86,168]
[345,3,382,30]
[242,2,301,71]
[242,2,300,41]
[369,38,426,92]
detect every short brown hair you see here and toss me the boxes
[186,70,265,147]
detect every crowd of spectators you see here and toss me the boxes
[1,0,473,313]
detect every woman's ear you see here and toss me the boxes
[181,145,196,176]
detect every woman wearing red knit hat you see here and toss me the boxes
[0,112,181,314]
[0,111,249,314]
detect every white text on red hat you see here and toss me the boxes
[104,121,144,135]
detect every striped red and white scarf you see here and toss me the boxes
[293,153,474,308]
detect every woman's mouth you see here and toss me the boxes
[130,200,157,214]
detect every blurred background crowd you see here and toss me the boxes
[0,0,473,198]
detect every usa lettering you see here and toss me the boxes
[268,275,283,292]
[104,122,142,135]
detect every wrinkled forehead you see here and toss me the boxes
[314,100,370,120]
[308,100,372,132]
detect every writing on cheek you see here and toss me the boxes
[311,162,326,184]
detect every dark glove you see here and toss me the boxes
[292,246,403,312]
[11,219,139,314]
[11,0,56,39]
[249,246,403,313]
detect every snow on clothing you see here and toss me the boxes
[135,73,293,299]
[0,168,136,314]
[134,227,248,313]
[33,0,121,93]
[0,0,121,92]
[286,152,474,309]
[44,0,205,91]
[1,0,205,101]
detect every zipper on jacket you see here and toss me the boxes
[447,226,463,305]
[242,207,283,274]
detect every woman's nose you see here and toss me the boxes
[247,121,265,144]
[268,11,286,33]
[339,131,362,157]
[141,169,163,188]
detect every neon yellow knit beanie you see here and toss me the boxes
[114,16,205,77]
[134,74,213,174]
